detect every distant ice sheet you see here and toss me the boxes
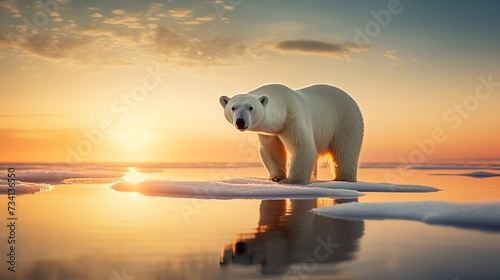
[0,165,123,195]
[0,163,125,184]
[112,179,362,200]
[359,163,500,170]
[431,171,500,178]
[409,164,500,170]
[223,178,439,193]
[0,179,53,195]
[15,170,123,183]
[313,201,500,232]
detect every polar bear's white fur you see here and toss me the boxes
[219,84,363,184]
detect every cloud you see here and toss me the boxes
[81,25,115,37]
[383,50,416,67]
[17,32,93,59]
[2,24,142,67]
[154,26,246,66]
[111,9,126,15]
[89,13,103,19]
[0,0,21,18]
[0,9,247,68]
[182,21,202,25]
[213,1,236,11]
[81,24,141,39]
[148,3,163,13]
[154,27,190,54]
[274,39,371,60]
[0,34,11,48]
[168,8,193,19]
[50,11,64,22]
[384,50,399,60]
[196,15,217,22]
[2,24,248,68]
[178,14,217,25]
[103,14,143,29]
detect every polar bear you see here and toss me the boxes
[219,84,363,184]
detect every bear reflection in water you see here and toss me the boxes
[220,199,364,276]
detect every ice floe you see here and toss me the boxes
[222,178,439,192]
[431,171,500,178]
[0,179,53,195]
[14,170,123,183]
[112,179,362,199]
[313,201,500,232]
[112,178,438,200]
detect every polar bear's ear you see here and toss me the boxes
[259,95,269,107]
[219,96,230,108]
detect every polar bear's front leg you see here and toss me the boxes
[258,134,287,182]
[280,137,317,185]
[280,150,317,185]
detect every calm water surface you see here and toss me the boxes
[0,164,499,280]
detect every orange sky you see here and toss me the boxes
[1,1,499,163]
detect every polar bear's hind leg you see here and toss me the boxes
[330,127,363,182]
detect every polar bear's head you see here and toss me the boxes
[219,94,269,131]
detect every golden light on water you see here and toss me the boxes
[122,167,147,183]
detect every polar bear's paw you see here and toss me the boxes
[268,176,285,183]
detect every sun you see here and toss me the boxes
[110,116,155,150]
[122,167,147,183]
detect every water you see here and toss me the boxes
[0,163,499,280]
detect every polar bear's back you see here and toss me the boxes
[297,84,362,122]
[297,84,358,109]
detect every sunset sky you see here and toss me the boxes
[1,0,499,163]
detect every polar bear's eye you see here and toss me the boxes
[249,106,254,111]
[231,107,235,111]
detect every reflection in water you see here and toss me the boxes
[220,198,364,276]
[122,167,147,183]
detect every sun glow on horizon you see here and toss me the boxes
[110,117,156,151]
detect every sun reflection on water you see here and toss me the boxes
[122,167,147,183]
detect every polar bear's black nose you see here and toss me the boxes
[235,118,247,129]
